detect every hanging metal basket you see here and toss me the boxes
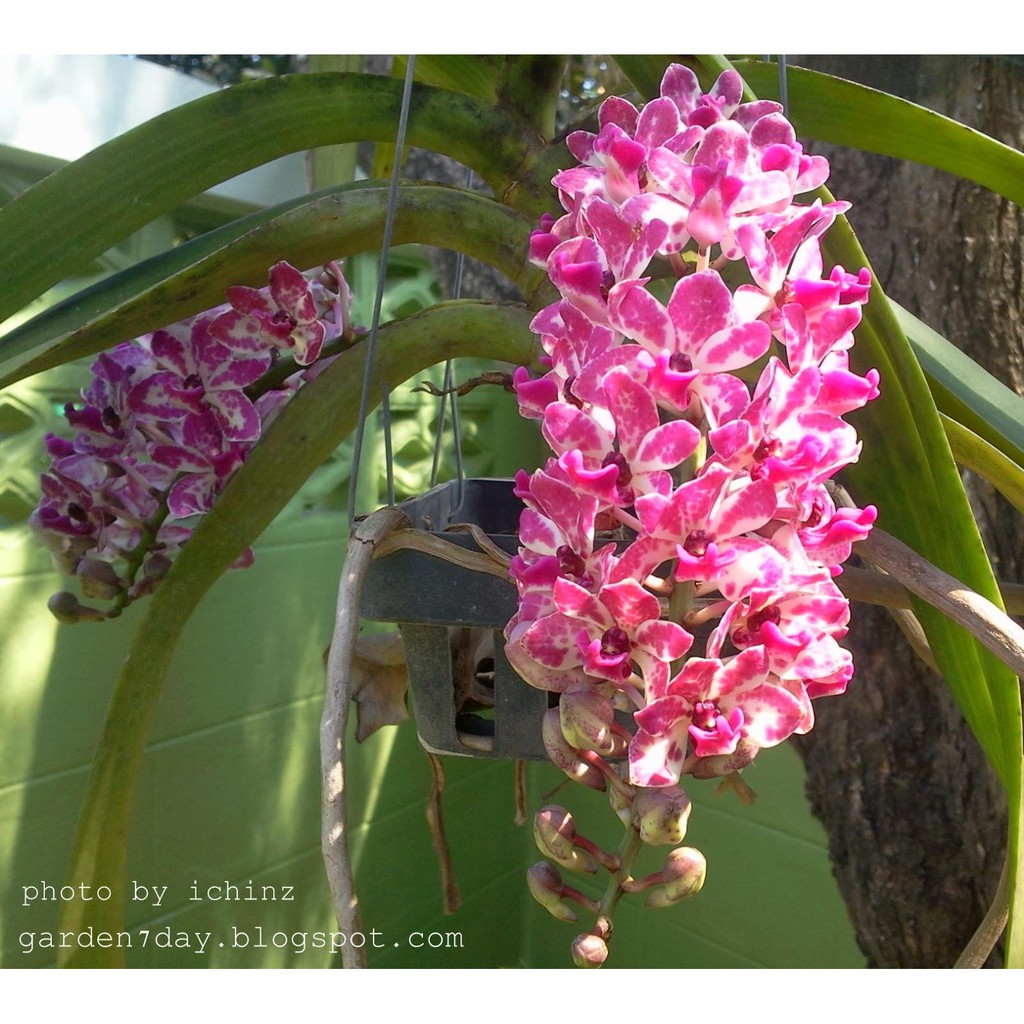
[362,478,551,760]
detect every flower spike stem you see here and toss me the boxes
[109,500,172,616]
[597,823,645,928]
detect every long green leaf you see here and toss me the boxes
[0,180,376,376]
[942,414,1024,516]
[733,60,1024,208]
[398,55,503,103]
[0,72,550,327]
[0,183,547,388]
[895,302,1024,471]
[56,301,537,966]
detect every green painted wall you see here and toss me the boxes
[0,508,863,968]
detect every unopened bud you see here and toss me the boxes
[542,709,606,791]
[560,683,623,756]
[644,847,707,909]
[76,557,125,600]
[534,806,598,874]
[608,781,633,827]
[526,862,577,922]
[635,786,692,846]
[47,591,107,624]
[571,932,609,968]
[143,553,172,582]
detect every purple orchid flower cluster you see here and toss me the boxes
[32,261,352,621]
[506,65,880,951]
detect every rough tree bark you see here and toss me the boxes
[794,55,1024,968]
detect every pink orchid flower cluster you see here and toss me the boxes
[506,66,879,945]
[32,261,353,620]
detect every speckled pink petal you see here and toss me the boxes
[148,329,193,377]
[636,419,700,472]
[149,444,209,475]
[699,321,772,373]
[521,611,587,669]
[128,372,203,421]
[226,284,275,316]
[293,322,326,366]
[635,693,692,738]
[554,577,612,628]
[599,578,661,628]
[209,310,272,355]
[517,508,561,556]
[635,96,682,149]
[667,269,735,354]
[599,95,640,134]
[635,618,692,662]
[728,683,804,748]
[269,262,318,322]
[604,369,660,452]
[660,64,702,115]
[205,354,271,391]
[166,473,217,519]
[543,402,612,458]
[208,388,262,443]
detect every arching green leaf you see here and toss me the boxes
[895,302,1024,471]
[942,414,1024,516]
[0,183,548,388]
[0,73,549,327]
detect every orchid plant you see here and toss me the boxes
[3,55,1024,969]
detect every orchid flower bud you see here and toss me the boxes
[644,847,707,909]
[559,682,623,756]
[526,862,578,922]
[534,806,599,874]
[542,708,606,791]
[143,552,172,582]
[76,557,125,600]
[608,779,633,827]
[635,786,692,846]
[571,931,609,968]
[47,591,107,624]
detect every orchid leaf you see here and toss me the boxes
[397,55,502,103]
[57,300,537,966]
[942,414,1024,516]
[494,56,567,139]
[894,302,1024,472]
[405,55,568,137]
[0,73,549,327]
[0,183,546,389]
[732,60,1024,208]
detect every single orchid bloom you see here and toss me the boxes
[212,261,332,365]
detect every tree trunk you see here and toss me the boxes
[794,55,1023,968]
